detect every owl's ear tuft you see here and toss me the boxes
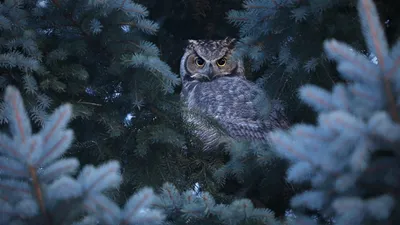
[187,39,199,46]
[185,39,198,50]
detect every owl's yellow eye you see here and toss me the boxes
[195,57,205,66]
[217,57,227,67]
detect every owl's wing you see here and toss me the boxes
[201,77,288,141]
[182,77,289,147]
[264,99,289,130]
[219,99,288,141]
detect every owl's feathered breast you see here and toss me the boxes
[182,76,285,141]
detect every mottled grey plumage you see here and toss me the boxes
[180,38,288,149]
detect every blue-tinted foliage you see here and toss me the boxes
[268,0,400,224]
[154,182,278,225]
[0,86,164,225]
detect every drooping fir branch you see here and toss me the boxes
[267,0,400,224]
[0,85,165,225]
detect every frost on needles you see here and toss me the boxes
[268,0,400,224]
[0,86,165,225]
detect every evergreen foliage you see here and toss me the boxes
[0,0,194,206]
[154,182,278,225]
[226,0,362,111]
[0,86,165,225]
[0,85,278,225]
[0,0,180,152]
[268,0,400,224]
[0,0,399,224]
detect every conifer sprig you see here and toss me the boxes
[153,182,278,225]
[0,85,165,225]
[268,0,400,224]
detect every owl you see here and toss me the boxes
[180,38,288,149]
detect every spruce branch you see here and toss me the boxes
[383,76,399,123]
[119,0,128,10]
[49,0,89,37]
[357,0,399,123]
[0,85,165,225]
[268,0,400,224]
[28,165,50,224]
[76,100,102,107]
[154,182,278,224]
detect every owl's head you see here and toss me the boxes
[180,37,244,83]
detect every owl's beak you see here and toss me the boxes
[190,73,211,80]
[205,66,215,79]
[190,65,214,81]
